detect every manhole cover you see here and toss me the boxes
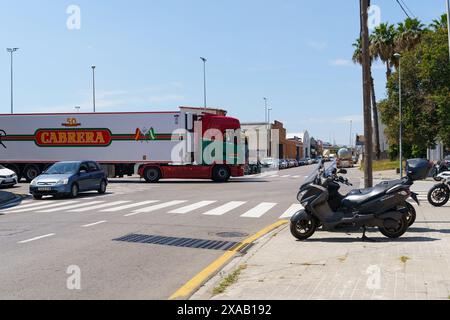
[216,232,249,238]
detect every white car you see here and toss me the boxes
[0,165,19,188]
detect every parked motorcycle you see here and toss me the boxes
[290,159,430,241]
[431,161,449,181]
[427,171,450,207]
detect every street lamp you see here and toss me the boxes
[200,57,207,109]
[394,52,402,177]
[263,97,268,122]
[447,0,450,62]
[91,66,96,113]
[268,108,273,124]
[7,48,19,114]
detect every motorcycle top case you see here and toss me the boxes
[406,158,431,181]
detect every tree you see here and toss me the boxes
[394,18,425,54]
[353,38,381,159]
[370,23,396,78]
[378,25,450,157]
[430,14,448,31]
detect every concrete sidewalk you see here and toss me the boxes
[192,176,450,300]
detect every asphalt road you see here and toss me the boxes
[0,164,360,300]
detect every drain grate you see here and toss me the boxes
[113,234,240,251]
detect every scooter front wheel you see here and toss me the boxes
[427,184,450,207]
[290,216,317,241]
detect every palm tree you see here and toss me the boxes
[370,23,396,79]
[352,38,381,160]
[430,14,448,31]
[395,18,425,54]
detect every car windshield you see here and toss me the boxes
[44,162,79,175]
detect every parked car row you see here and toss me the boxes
[258,158,322,171]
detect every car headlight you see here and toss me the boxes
[30,179,38,186]
[57,178,69,185]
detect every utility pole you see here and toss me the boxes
[7,48,19,114]
[92,66,96,112]
[394,53,403,177]
[200,57,207,109]
[350,120,353,147]
[360,0,373,187]
[446,0,450,62]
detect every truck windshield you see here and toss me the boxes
[44,163,79,175]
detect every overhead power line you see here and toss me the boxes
[399,0,415,18]
[395,0,412,18]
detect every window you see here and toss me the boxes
[88,162,99,172]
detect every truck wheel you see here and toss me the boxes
[143,167,161,183]
[212,165,230,182]
[23,164,41,182]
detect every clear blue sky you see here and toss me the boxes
[0,0,446,144]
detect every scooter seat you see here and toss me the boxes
[342,179,404,207]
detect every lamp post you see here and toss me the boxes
[91,66,96,113]
[7,48,19,114]
[200,57,207,109]
[263,97,268,122]
[394,53,402,177]
[446,0,450,62]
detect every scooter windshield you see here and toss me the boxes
[324,160,337,177]
[300,162,322,190]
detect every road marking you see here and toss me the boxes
[269,175,279,178]
[37,201,106,212]
[292,175,300,178]
[241,202,277,218]
[3,201,78,213]
[18,233,55,244]
[125,200,188,216]
[83,221,107,227]
[169,220,288,300]
[281,175,291,178]
[202,201,246,216]
[68,201,130,212]
[279,203,304,219]
[169,201,217,214]
[0,200,64,212]
[100,200,159,212]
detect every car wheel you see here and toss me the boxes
[98,180,107,194]
[70,183,79,198]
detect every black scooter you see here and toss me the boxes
[290,160,427,241]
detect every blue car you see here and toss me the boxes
[30,161,108,199]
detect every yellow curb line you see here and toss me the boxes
[169,219,288,300]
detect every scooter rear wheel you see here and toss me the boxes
[290,216,317,241]
[378,215,408,238]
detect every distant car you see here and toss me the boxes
[0,165,19,188]
[279,159,288,169]
[298,159,306,166]
[305,158,313,165]
[30,161,108,200]
[261,158,276,169]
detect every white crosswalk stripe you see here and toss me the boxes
[169,201,217,214]
[279,204,304,219]
[100,200,159,212]
[241,202,277,218]
[0,200,66,212]
[38,201,106,213]
[69,201,131,212]
[202,201,247,216]
[2,201,79,213]
[281,175,291,178]
[125,200,188,216]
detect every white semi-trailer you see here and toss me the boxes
[0,108,244,182]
